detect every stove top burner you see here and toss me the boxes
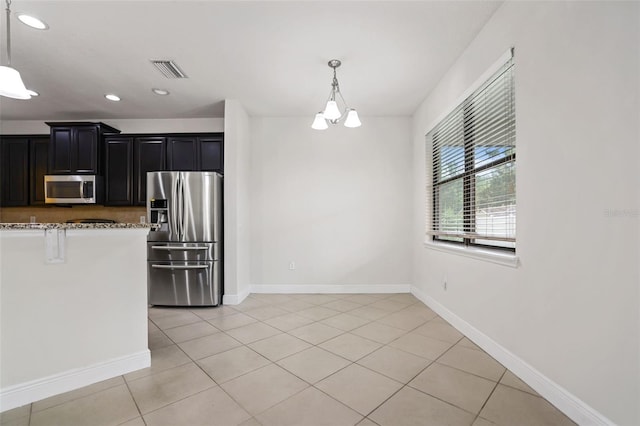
[65,218,117,224]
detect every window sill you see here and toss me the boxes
[423,240,519,268]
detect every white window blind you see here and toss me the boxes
[428,54,515,250]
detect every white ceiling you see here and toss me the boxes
[0,1,501,121]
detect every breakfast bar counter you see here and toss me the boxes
[0,223,153,411]
[0,222,153,230]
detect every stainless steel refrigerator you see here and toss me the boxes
[146,171,223,306]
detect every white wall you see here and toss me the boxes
[412,2,639,425]
[0,118,224,134]
[223,100,252,303]
[250,117,413,292]
[0,228,150,410]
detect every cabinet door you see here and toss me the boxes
[199,135,223,172]
[49,127,73,174]
[167,136,198,171]
[29,137,49,205]
[104,137,133,206]
[74,126,99,174]
[1,138,29,206]
[134,137,166,206]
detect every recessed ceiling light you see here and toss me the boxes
[26,89,39,97]
[152,88,170,96]
[105,94,121,102]
[16,13,49,30]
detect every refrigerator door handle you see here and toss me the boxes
[170,176,179,239]
[181,176,186,240]
[151,246,209,251]
[151,264,209,270]
[178,175,185,240]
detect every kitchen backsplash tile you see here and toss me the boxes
[0,206,146,224]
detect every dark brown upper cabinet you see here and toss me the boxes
[134,137,166,206]
[199,135,224,172]
[0,135,49,207]
[47,122,120,175]
[167,134,223,172]
[104,133,222,206]
[0,137,30,206]
[167,136,198,171]
[104,136,134,206]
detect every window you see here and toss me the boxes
[428,54,515,251]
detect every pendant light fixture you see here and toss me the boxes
[311,59,361,130]
[0,0,30,99]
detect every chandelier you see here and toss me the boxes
[0,0,31,99]
[311,59,361,130]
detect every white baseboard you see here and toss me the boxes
[251,284,411,294]
[410,286,614,426]
[223,286,251,305]
[0,350,150,413]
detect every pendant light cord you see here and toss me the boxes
[5,0,11,66]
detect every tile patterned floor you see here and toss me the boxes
[1,293,576,426]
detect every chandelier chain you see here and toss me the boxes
[5,0,12,65]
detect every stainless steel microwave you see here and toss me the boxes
[44,175,103,204]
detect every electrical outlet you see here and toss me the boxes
[289,261,295,270]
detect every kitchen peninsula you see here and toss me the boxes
[0,222,153,411]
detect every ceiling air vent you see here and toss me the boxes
[150,60,188,79]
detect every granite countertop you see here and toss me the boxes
[0,223,159,230]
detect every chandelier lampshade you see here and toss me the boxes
[0,65,30,99]
[0,0,31,100]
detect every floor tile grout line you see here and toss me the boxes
[406,333,508,385]
[427,334,510,384]
[498,381,540,398]
[371,331,510,414]
[471,368,508,425]
[192,342,274,387]
[162,327,223,346]
[27,378,128,415]
[429,359,506,384]
[402,326,507,418]
[122,374,148,426]
[404,381,487,419]
[135,337,258,419]
[194,370,255,421]
[356,382,409,419]
[306,380,368,420]
[136,382,229,421]
[354,351,436,386]
[274,319,423,418]
[232,381,313,421]
[363,416,382,426]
